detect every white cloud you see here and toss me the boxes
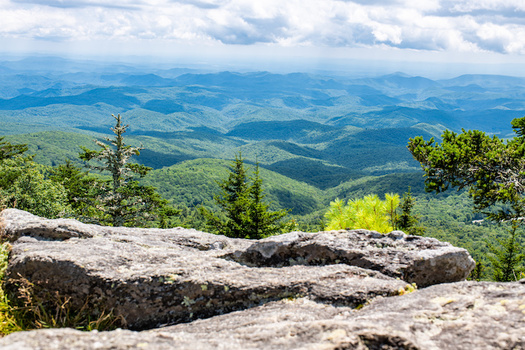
[446,0,525,13]
[1,0,525,56]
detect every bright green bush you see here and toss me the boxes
[324,193,399,233]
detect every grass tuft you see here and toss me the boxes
[0,209,123,337]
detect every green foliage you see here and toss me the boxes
[201,152,250,238]
[2,132,98,167]
[324,194,399,233]
[0,157,70,218]
[408,117,525,223]
[327,172,427,202]
[468,260,485,281]
[79,114,178,227]
[246,163,290,238]
[142,158,325,216]
[0,243,23,335]
[486,221,525,281]
[408,117,525,280]
[201,153,289,239]
[385,193,400,230]
[2,122,435,187]
[395,188,425,235]
[0,137,69,219]
[0,137,28,161]
[410,191,525,280]
[49,160,104,219]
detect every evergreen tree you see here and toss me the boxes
[202,152,250,237]
[202,153,289,239]
[49,160,105,220]
[246,162,288,239]
[0,139,69,218]
[486,220,524,281]
[408,116,525,223]
[408,117,525,280]
[468,260,485,281]
[395,188,425,235]
[79,114,178,227]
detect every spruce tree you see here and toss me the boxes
[486,220,524,281]
[202,153,289,239]
[395,188,425,235]
[209,152,250,237]
[246,162,288,239]
[79,114,178,227]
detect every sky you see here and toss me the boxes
[1,0,525,76]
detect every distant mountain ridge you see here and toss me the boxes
[1,58,523,136]
[1,56,524,197]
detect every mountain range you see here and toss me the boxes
[1,56,524,218]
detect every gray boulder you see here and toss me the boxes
[232,229,475,287]
[2,209,405,330]
[1,209,473,332]
[1,281,523,349]
[155,281,525,350]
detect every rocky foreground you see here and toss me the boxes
[0,209,524,349]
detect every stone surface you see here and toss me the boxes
[2,209,407,330]
[1,281,524,350]
[232,230,475,287]
[0,208,479,347]
[156,281,525,350]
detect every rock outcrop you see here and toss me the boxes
[231,229,474,287]
[1,281,524,349]
[0,209,488,349]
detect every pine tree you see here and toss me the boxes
[324,194,399,233]
[202,153,289,239]
[246,162,288,239]
[395,188,425,235]
[79,114,178,227]
[486,220,524,281]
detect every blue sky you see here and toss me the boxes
[1,0,525,76]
